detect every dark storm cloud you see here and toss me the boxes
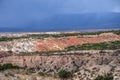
[0,0,64,27]
[60,0,120,13]
[0,0,120,28]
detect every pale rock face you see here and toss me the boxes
[12,39,35,53]
[0,33,119,53]
[0,32,119,80]
[0,50,120,80]
[0,39,35,53]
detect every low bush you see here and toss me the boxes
[0,30,119,42]
[94,73,113,80]
[0,63,19,71]
[58,70,73,79]
[66,40,120,51]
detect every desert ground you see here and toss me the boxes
[0,30,120,80]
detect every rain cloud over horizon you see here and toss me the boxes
[0,0,120,30]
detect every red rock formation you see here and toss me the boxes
[35,33,120,51]
[0,33,119,52]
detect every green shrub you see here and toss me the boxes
[66,40,120,51]
[0,36,28,41]
[0,64,19,71]
[94,73,113,80]
[0,30,119,42]
[8,50,13,53]
[58,70,73,79]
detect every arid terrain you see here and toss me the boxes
[0,30,120,80]
[0,32,120,52]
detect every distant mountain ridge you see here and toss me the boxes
[0,13,120,32]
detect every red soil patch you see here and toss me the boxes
[35,33,120,51]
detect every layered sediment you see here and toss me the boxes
[0,50,120,80]
[0,33,119,52]
[0,32,120,80]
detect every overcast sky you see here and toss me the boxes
[0,0,120,28]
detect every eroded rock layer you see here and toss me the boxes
[0,50,120,80]
[0,33,119,52]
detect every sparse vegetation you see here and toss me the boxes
[66,40,120,51]
[94,73,113,80]
[18,40,120,55]
[0,30,119,41]
[28,30,120,39]
[19,50,65,55]
[58,70,73,79]
[7,50,13,53]
[0,64,19,71]
[0,36,28,41]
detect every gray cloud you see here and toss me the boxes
[60,0,120,13]
[0,0,120,28]
[0,0,64,27]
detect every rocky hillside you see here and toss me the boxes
[0,31,120,80]
[0,50,120,80]
[0,32,119,53]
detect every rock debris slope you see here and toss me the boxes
[0,50,120,80]
[0,32,120,80]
